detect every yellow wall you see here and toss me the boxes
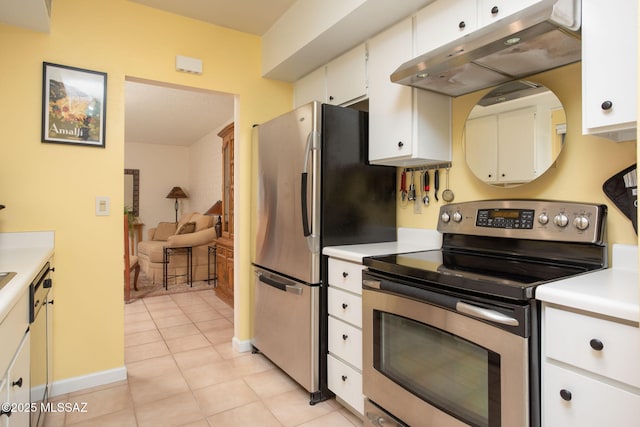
[398,62,638,253]
[0,0,292,382]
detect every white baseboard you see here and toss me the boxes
[232,336,252,353]
[49,366,127,398]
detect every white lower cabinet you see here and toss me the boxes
[542,304,640,426]
[0,291,29,427]
[327,355,363,414]
[543,363,640,426]
[327,257,365,415]
[5,336,30,427]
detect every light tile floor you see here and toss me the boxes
[43,289,363,427]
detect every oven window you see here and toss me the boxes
[374,311,500,427]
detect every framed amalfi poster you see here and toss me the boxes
[41,62,107,147]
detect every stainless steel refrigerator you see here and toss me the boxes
[253,101,396,403]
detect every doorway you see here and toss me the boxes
[124,77,234,298]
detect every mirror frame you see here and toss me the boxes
[124,168,139,216]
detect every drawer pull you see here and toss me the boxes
[342,334,349,341]
[560,389,572,401]
[589,338,604,351]
[342,271,349,278]
[341,375,348,381]
[12,377,23,388]
[342,303,348,309]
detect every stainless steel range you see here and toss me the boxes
[362,200,607,427]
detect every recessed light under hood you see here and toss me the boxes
[391,1,581,97]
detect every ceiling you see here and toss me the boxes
[128,0,297,35]
[125,80,234,146]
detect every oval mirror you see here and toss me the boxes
[464,81,566,187]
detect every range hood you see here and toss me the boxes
[391,0,581,97]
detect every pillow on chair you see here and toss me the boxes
[192,213,212,231]
[153,222,178,240]
[176,221,196,235]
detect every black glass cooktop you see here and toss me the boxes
[364,249,600,301]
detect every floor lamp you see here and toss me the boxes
[166,187,188,223]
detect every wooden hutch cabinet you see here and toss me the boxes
[216,122,234,304]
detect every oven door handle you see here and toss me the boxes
[456,302,519,326]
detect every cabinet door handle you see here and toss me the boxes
[341,375,348,381]
[589,338,604,351]
[560,389,572,401]
[342,271,348,278]
[12,377,23,388]
[458,21,466,29]
[0,408,11,417]
[491,6,499,15]
[342,303,348,309]
[601,100,613,111]
[397,141,404,148]
[342,334,349,341]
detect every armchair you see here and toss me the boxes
[137,212,217,285]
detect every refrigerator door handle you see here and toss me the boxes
[257,272,304,295]
[300,131,315,238]
[301,172,311,237]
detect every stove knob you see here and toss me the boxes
[538,213,549,225]
[573,215,590,230]
[554,213,569,228]
[452,211,463,222]
[441,212,451,223]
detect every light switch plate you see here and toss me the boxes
[95,196,110,216]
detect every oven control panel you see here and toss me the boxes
[438,200,607,244]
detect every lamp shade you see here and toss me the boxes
[166,187,188,199]
[205,200,223,216]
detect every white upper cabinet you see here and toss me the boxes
[293,44,367,108]
[368,18,451,166]
[478,0,542,26]
[368,18,414,163]
[581,0,637,142]
[415,0,477,55]
[326,44,367,106]
[415,0,545,56]
[293,67,326,108]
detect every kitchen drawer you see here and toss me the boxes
[328,316,362,370]
[545,306,640,388]
[543,362,640,426]
[327,354,364,415]
[0,292,28,375]
[328,287,362,328]
[328,258,363,295]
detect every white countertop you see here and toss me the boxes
[0,231,55,323]
[536,244,639,324]
[323,227,442,262]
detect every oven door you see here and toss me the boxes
[363,275,529,427]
